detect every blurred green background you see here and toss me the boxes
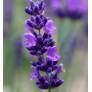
[3,0,88,92]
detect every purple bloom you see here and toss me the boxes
[66,0,88,19]
[50,77,64,88]
[43,20,56,35]
[24,33,36,48]
[38,0,46,14]
[36,75,64,89]
[25,20,34,32]
[25,0,45,16]
[25,15,47,30]
[47,46,61,61]
[55,64,64,73]
[24,0,64,90]
[31,66,39,80]
[50,0,88,19]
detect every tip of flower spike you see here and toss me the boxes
[25,0,45,16]
[38,0,46,10]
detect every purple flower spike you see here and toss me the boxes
[24,0,64,90]
[44,20,56,35]
[24,33,36,48]
[47,46,61,61]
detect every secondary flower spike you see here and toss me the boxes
[50,0,88,19]
[24,0,64,91]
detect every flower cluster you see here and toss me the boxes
[51,0,88,19]
[24,0,64,89]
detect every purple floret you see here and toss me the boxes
[24,33,36,48]
[43,19,56,35]
[47,46,61,61]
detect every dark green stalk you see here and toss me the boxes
[48,87,51,92]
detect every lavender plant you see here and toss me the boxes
[24,0,64,91]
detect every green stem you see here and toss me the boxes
[48,88,51,92]
[46,72,51,92]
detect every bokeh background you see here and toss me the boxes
[3,0,88,92]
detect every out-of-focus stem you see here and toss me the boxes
[48,88,51,92]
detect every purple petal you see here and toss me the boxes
[25,20,34,32]
[78,0,88,14]
[24,33,36,48]
[51,0,61,9]
[55,79,64,87]
[67,0,79,11]
[43,20,56,35]
[30,66,38,80]
[47,46,61,61]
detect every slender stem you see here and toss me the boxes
[48,87,51,92]
[46,72,51,92]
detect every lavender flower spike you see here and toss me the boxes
[24,0,64,91]
[50,0,87,19]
